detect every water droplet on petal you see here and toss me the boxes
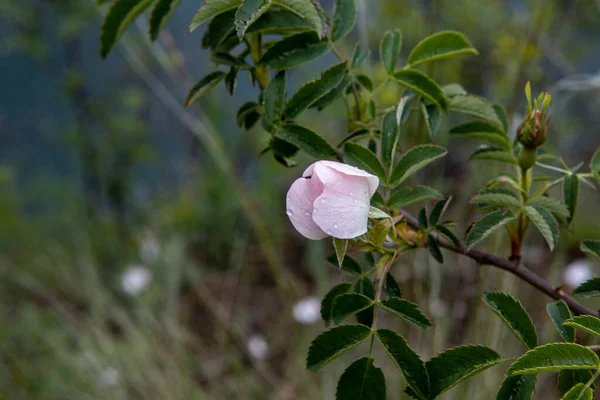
[333,224,339,229]
[286,210,292,216]
[349,192,354,196]
[287,197,290,202]
[326,230,332,235]
[320,198,326,203]
[353,198,357,204]
[304,211,310,216]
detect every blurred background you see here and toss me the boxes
[1,0,600,398]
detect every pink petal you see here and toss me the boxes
[286,175,327,240]
[312,185,371,240]
[315,161,379,196]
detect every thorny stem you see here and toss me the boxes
[398,209,600,318]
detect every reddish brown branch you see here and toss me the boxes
[399,209,599,318]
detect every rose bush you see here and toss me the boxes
[285,161,379,240]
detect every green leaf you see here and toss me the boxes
[327,254,363,276]
[184,71,227,107]
[469,191,521,209]
[392,69,447,111]
[225,67,238,95]
[190,0,241,32]
[526,197,570,218]
[574,277,600,297]
[384,272,402,298]
[561,383,593,400]
[523,206,558,251]
[100,0,155,58]
[380,29,402,74]
[418,207,428,229]
[581,241,600,263]
[368,206,391,220]
[425,345,502,398]
[321,283,352,326]
[274,0,324,36]
[496,375,537,400]
[234,0,272,40]
[470,147,518,165]
[337,129,370,147]
[590,148,600,181]
[149,0,182,41]
[379,297,432,328]
[331,293,374,325]
[547,301,575,342]
[482,292,538,349]
[507,343,599,375]
[311,74,352,111]
[442,83,466,97]
[278,124,337,159]
[236,101,261,129]
[333,238,348,269]
[343,143,387,183]
[269,137,298,158]
[284,62,347,119]
[449,120,511,149]
[558,370,595,397]
[246,9,313,34]
[390,145,447,187]
[350,43,370,69]
[263,70,286,125]
[465,210,515,251]
[493,104,509,133]
[564,315,600,337]
[381,112,399,167]
[355,74,373,92]
[429,197,451,226]
[331,0,357,42]
[376,329,429,399]
[427,234,443,263]
[396,96,412,125]
[564,174,580,224]
[202,10,236,50]
[335,357,386,400]
[259,32,331,70]
[306,324,372,371]
[448,95,503,127]
[436,225,461,249]
[354,277,375,327]
[407,30,478,66]
[421,103,442,140]
[387,186,443,209]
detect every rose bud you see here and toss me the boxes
[517,110,548,149]
[286,160,380,240]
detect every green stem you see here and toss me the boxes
[367,252,398,358]
[585,368,600,388]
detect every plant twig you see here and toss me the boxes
[398,209,600,318]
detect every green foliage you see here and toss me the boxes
[429,198,451,227]
[189,0,241,32]
[330,0,356,42]
[387,186,443,209]
[563,174,580,224]
[184,71,227,107]
[321,283,353,326]
[379,297,432,328]
[426,234,443,263]
[558,370,595,397]
[380,30,402,74]
[383,272,402,298]
[573,278,600,297]
[469,147,518,165]
[448,95,503,127]
[311,74,352,111]
[380,112,399,167]
[507,343,599,375]
[234,0,271,39]
[277,124,337,158]
[259,32,331,70]
[523,206,559,250]
[149,0,182,41]
[526,196,570,218]
[482,292,538,349]
[335,357,386,400]
[327,254,363,276]
[470,190,521,209]
[389,145,447,187]
[306,324,372,371]
[581,241,600,263]
[246,10,313,34]
[391,69,447,111]
[263,70,287,126]
[333,238,347,268]
[561,384,593,400]
[564,316,600,337]
[422,345,502,399]
[343,143,387,182]
[449,120,510,149]
[421,103,441,140]
[284,62,347,119]
[496,375,537,400]
[331,293,373,325]
[547,301,575,342]
[376,329,429,399]
[407,30,478,66]
[465,210,515,251]
[100,0,155,58]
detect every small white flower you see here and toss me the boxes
[98,367,119,387]
[247,335,269,360]
[292,297,321,325]
[563,259,592,288]
[121,265,152,295]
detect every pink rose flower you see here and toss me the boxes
[286,160,380,240]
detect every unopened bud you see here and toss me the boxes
[516,82,551,150]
